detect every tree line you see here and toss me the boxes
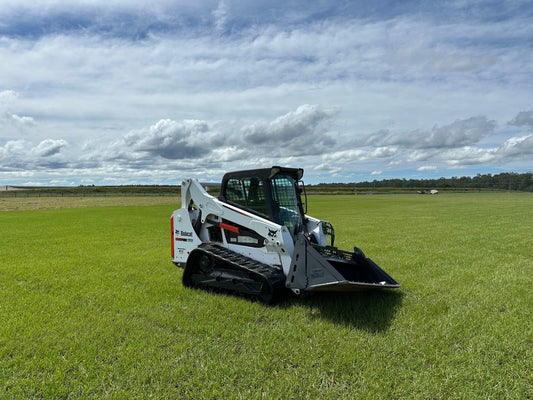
[314,172,533,192]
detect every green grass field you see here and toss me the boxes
[1,193,532,399]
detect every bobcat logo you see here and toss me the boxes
[268,229,278,238]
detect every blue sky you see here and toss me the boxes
[1,0,532,185]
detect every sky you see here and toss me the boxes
[1,0,532,186]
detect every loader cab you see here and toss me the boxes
[219,166,306,237]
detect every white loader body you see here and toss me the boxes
[170,166,399,303]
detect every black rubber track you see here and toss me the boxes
[182,244,287,304]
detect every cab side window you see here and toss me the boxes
[224,177,268,217]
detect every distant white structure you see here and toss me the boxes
[2,186,25,191]
[418,189,439,194]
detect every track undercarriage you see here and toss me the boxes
[182,244,287,304]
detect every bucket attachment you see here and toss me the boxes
[286,233,400,292]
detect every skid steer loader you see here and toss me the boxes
[171,166,399,303]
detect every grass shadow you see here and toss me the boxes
[283,289,404,333]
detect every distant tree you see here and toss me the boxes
[312,172,532,192]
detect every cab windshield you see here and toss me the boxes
[271,175,303,234]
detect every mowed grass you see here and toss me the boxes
[1,193,532,399]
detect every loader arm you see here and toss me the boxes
[173,179,294,274]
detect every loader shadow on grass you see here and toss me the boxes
[285,290,404,333]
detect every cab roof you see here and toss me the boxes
[220,166,304,182]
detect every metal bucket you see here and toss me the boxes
[286,234,400,292]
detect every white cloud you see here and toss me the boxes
[508,110,533,128]
[363,117,496,149]
[213,1,229,34]
[322,149,369,164]
[85,104,337,169]
[406,150,439,163]
[241,104,336,155]
[124,119,211,160]
[0,90,36,136]
[32,139,68,157]
[1,112,35,131]
[0,140,28,159]
[417,166,437,171]
[442,146,498,166]
[0,2,532,184]
[1,101,531,185]
[0,90,19,104]
[0,138,68,174]
[497,134,533,159]
[9,114,35,126]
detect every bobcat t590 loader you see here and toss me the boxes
[171,166,399,303]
